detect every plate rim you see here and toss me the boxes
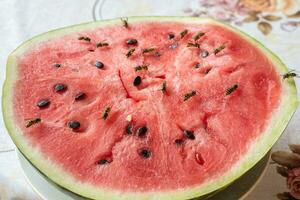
[16,149,271,200]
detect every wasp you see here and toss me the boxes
[282,70,299,80]
[120,18,129,28]
[126,48,135,58]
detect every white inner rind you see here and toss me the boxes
[2,17,298,200]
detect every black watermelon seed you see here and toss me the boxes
[126,39,138,45]
[139,148,151,159]
[183,130,195,140]
[154,52,161,57]
[97,159,109,165]
[75,92,86,101]
[175,139,184,145]
[68,121,80,130]
[54,63,61,68]
[95,61,104,69]
[125,124,134,135]
[201,50,209,58]
[133,76,142,86]
[205,68,212,74]
[54,83,67,92]
[168,33,175,39]
[37,99,50,108]
[194,63,201,68]
[137,126,148,137]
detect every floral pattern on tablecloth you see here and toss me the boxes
[183,0,300,35]
[272,145,300,199]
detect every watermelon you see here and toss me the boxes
[2,17,298,200]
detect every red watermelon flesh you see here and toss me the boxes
[4,18,297,199]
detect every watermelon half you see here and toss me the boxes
[2,17,298,200]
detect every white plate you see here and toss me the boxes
[17,150,270,200]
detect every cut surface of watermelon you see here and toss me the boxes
[2,17,298,200]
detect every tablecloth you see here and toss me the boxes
[0,0,299,199]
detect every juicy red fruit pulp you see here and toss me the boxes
[14,21,281,192]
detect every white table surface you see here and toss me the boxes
[0,0,299,199]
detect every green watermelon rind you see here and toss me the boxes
[2,17,298,200]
